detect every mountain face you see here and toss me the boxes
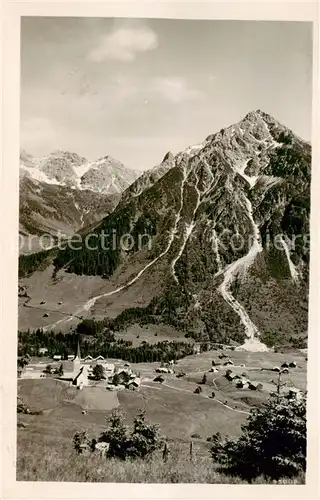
[19,150,139,252]
[24,111,311,350]
[120,139,210,204]
[20,150,140,195]
[19,176,120,253]
[120,151,176,203]
[78,156,138,194]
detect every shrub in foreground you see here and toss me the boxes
[74,409,163,460]
[209,392,306,480]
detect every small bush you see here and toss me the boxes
[73,431,91,454]
[17,357,29,369]
[209,392,306,480]
[74,409,163,461]
[92,364,105,380]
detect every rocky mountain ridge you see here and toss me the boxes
[20,150,140,195]
[19,176,119,253]
[20,111,311,350]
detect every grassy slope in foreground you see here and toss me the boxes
[16,440,305,484]
[17,348,307,482]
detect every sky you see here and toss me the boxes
[21,18,312,171]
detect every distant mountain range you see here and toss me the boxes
[20,150,140,194]
[19,150,140,251]
[19,111,311,350]
[19,176,120,249]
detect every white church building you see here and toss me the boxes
[60,341,115,388]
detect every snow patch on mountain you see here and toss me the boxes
[20,151,139,195]
[234,159,259,189]
[20,164,61,185]
[218,195,267,351]
[280,235,300,283]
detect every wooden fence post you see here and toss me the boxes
[162,442,169,462]
[189,441,193,461]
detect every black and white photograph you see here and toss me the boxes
[1,3,319,494]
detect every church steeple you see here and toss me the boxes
[73,338,81,375]
[75,339,81,360]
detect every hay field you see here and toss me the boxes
[17,348,307,463]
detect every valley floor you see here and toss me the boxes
[17,348,307,483]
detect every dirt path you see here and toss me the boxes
[158,381,250,415]
[141,384,162,390]
[23,301,83,320]
[212,377,219,389]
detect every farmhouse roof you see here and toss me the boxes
[95,355,105,361]
[236,379,249,388]
[224,359,234,365]
[117,368,131,375]
[72,365,89,384]
[249,381,263,390]
[128,377,141,387]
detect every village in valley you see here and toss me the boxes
[18,336,307,430]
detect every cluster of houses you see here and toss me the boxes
[225,369,263,391]
[106,365,141,391]
[61,345,142,391]
[47,344,115,388]
[208,358,245,373]
[155,360,175,375]
[18,343,141,391]
[262,360,298,373]
[152,361,176,383]
[223,359,303,399]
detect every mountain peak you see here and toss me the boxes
[49,150,87,163]
[20,150,34,163]
[162,151,174,163]
[243,109,267,120]
[97,154,118,162]
[242,109,282,127]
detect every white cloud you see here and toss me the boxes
[102,75,203,106]
[88,25,158,62]
[149,77,203,104]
